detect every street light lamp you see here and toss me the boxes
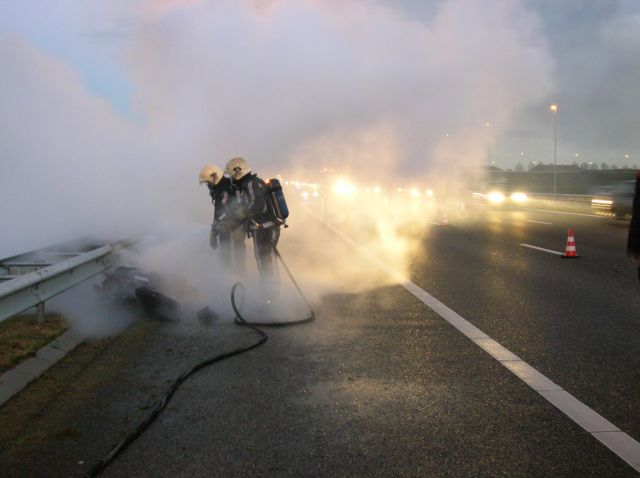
[550,104,558,194]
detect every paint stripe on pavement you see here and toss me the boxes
[520,243,564,255]
[526,219,552,225]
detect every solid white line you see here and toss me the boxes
[520,244,564,256]
[312,213,640,472]
[526,219,552,225]
[522,207,602,218]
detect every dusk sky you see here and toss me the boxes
[1,0,640,255]
[2,1,638,170]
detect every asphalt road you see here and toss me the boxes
[0,202,638,477]
[410,204,640,440]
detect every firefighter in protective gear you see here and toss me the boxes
[214,157,280,282]
[199,164,246,274]
[226,156,252,182]
[199,165,224,187]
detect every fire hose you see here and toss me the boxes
[87,244,314,477]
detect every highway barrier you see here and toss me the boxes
[0,239,134,323]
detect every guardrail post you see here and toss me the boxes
[37,303,45,324]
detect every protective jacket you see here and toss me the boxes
[208,177,234,222]
[234,173,278,229]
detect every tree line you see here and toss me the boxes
[512,161,639,172]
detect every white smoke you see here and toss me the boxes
[1,0,553,331]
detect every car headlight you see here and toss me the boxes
[487,191,506,204]
[510,192,528,203]
[591,198,613,205]
[333,179,356,196]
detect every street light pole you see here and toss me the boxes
[485,122,492,167]
[550,104,558,195]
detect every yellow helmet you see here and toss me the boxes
[225,157,251,181]
[198,165,224,185]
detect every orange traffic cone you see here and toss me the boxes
[562,228,580,258]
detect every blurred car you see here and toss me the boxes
[471,189,529,206]
[591,181,634,219]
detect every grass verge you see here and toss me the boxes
[0,314,67,373]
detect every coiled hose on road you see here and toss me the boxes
[232,245,315,327]
[87,245,314,477]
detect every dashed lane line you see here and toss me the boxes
[313,213,640,473]
[520,243,564,255]
[526,219,552,225]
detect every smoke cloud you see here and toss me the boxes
[1,0,553,331]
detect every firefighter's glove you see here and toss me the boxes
[209,228,218,250]
[212,220,232,235]
[233,206,249,222]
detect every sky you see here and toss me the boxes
[1,0,639,256]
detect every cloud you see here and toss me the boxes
[0,35,210,257]
[125,0,552,177]
[1,0,553,265]
[496,0,640,165]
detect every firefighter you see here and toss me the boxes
[199,164,246,274]
[213,157,280,282]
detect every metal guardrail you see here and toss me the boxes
[0,240,133,323]
[472,191,596,210]
[526,193,592,204]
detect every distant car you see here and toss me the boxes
[591,181,634,219]
[471,189,528,206]
[590,185,613,196]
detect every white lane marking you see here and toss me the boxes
[538,390,619,433]
[526,219,552,225]
[593,433,640,471]
[520,244,564,256]
[312,213,640,472]
[502,361,561,392]
[522,207,602,218]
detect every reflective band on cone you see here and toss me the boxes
[562,228,580,258]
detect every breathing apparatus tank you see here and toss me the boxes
[266,178,289,225]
